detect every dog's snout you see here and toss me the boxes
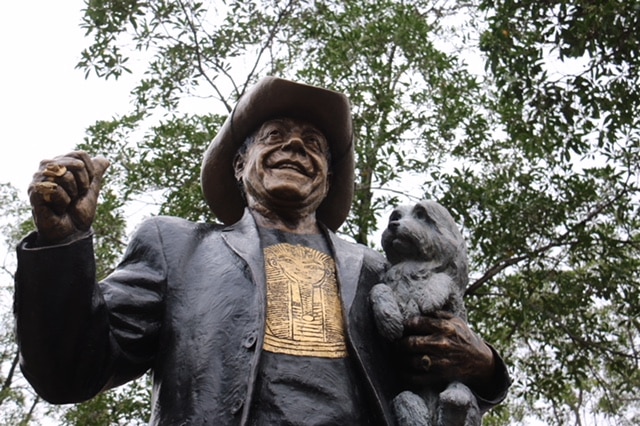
[388,220,400,230]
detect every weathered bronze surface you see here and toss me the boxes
[15,77,510,425]
[371,200,483,426]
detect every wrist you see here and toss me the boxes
[463,342,498,395]
[34,229,92,247]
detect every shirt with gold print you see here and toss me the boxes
[249,227,369,425]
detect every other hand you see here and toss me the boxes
[397,311,495,391]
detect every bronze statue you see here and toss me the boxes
[371,200,480,426]
[15,77,509,425]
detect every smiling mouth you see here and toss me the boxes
[270,161,311,177]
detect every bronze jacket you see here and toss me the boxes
[15,210,399,425]
[15,210,509,425]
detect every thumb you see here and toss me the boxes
[92,156,110,180]
[89,156,110,193]
[71,156,110,232]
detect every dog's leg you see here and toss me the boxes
[393,391,435,426]
[437,382,481,426]
[370,283,404,340]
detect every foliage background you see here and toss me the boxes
[1,0,638,425]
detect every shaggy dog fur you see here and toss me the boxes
[370,200,481,426]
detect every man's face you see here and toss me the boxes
[234,117,331,215]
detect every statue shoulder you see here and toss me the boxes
[131,215,224,243]
[361,244,386,269]
[338,237,386,273]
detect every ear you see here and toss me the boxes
[324,170,332,194]
[233,152,245,181]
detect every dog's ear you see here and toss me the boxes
[452,239,469,291]
[423,200,469,290]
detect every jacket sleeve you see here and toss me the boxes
[473,344,512,413]
[14,219,167,404]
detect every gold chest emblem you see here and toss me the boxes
[262,243,348,358]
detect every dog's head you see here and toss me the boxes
[381,200,468,289]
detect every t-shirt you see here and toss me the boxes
[249,228,369,425]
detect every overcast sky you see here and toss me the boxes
[0,1,133,193]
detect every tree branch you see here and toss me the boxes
[466,189,627,295]
[1,350,19,401]
[21,395,40,425]
[176,0,233,112]
[239,0,298,97]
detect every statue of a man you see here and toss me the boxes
[15,77,509,425]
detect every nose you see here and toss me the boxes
[281,135,307,156]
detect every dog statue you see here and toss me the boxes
[370,200,481,426]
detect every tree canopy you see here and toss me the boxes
[1,0,638,424]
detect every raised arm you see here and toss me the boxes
[15,152,165,403]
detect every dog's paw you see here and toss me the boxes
[393,391,433,426]
[369,283,404,340]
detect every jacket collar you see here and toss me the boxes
[221,209,364,315]
[321,224,364,315]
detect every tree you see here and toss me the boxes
[1,0,638,424]
[0,179,151,425]
[456,0,640,424]
[0,184,42,425]
[74,0,489,242]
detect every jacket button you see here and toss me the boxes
[242,331,257,349]
[231,397,244,414]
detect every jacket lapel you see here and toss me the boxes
[324,228,364,316]
[223,212,366,310]
[221,210,267,426]
[221,209,266,289]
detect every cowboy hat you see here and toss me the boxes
[201,76,354,231]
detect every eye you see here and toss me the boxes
[307,135,318,144]
[389,210,402,222]
[413,205,434,225]
[304,133,323,150]
[260,126,283,144]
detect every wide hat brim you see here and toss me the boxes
[201,76,354,231]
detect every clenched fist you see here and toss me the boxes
[28,151,109,245]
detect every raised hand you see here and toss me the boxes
[28,151,110,244]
